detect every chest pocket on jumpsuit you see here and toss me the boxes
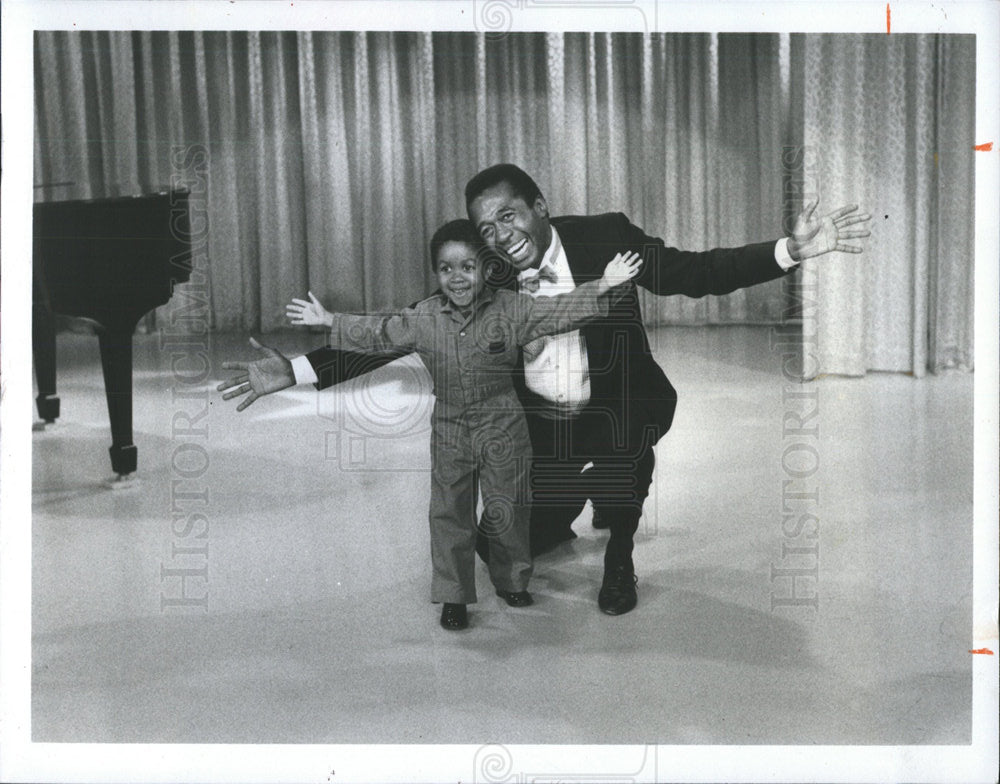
[469,310,517,377]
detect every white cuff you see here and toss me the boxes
[291,354,318,385]
[774,237,798,271]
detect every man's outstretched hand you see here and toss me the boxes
[217,337,295,411]
[787,199,872,262]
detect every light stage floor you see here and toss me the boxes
[31,325,973,744]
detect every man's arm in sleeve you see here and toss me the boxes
[626,197,870,297]
[617,213,792,298]
[298,345,411,390]
[218,339,410,412]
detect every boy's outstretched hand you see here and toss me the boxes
[598,252,643,294]
[217,337,295,411]
[287,291,333,328]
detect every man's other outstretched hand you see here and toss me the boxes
[217,337,295,411]
[787,198,872,262]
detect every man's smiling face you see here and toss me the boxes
[468,181,553,272]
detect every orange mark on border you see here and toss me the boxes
[886,4,891,34]
[974,142,994,152]
[969,648,994,655]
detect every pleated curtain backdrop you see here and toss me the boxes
[795,34,975,376]
[32,31,975,375]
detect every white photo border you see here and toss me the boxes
[2,1,997,782]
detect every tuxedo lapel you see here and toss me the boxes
[552,219,605,286]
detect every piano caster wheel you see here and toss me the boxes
[104,473,141,491]
[36,395,60,423]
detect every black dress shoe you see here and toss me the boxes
[440,603,468,630]
[598,566,638,615]
[495,589,533,607]
[530,526,577,557]
[592,508,610,529]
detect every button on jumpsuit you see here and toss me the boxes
[327,280,610,604]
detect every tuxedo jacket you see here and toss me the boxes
[305,212,790,451]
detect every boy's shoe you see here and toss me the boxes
[495,589,533,607]
[598,565,638,615]
[440,603,468,630]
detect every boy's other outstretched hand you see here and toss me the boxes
[287,291,333,328]
[599,252,643,293]
[217,337,295,412]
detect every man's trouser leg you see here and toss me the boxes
[574,413,657,572]
[596,445,656,571]
[524,410,590,555]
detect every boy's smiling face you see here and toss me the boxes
[436,240,486,309]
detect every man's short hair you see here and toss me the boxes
[464,163,543,213]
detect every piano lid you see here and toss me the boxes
[33,182,189,205]
[33,188,195,331]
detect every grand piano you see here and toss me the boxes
[33,188,193,479]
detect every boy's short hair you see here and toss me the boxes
[429,219,515,288]
[464,164,543,213]
[429,219,485,270]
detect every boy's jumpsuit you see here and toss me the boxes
[327,279,612,604]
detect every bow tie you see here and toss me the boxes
[520,265,559,293]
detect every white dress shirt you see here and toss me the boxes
[517,227,592,416]
[292,236,799,387]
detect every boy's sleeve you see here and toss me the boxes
[328,308,420,353]
[513,279,611,346]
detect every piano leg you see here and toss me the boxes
[32,299,60,424]
[98,330,138,476]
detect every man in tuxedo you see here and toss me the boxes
[219,163,870,616]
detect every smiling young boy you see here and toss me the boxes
[287,219,640,630]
